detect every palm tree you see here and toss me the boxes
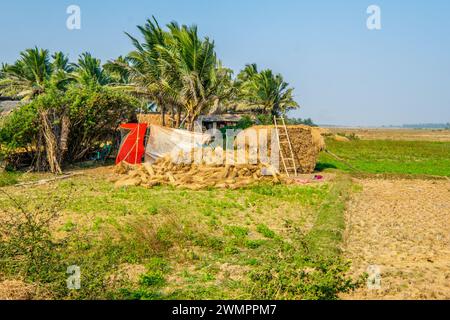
[71,52,111,86]
[109,17,233,129]
[158,21,232,129]
[236,63,258,83]
[52,51,74,73]
[236,64,299,117]
[51,51,75,90]
[103,56,131,84]
[0,47,53,99]
[105,17,175,126]
[0,48,75,100]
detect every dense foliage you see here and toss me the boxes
[234,64,299,116]
[0,17,303,172]
[0,85,139,171]
[286,117,317,126]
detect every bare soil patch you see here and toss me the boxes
[342,178,450,299]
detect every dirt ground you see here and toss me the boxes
[327,128,450,141]
[342,178,450,299]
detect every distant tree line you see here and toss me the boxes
[402,123,450,129]
[285,117,317,126]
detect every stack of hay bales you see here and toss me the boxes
[241,125,325,174]
[114,155,280,190]
[137,113,173,127]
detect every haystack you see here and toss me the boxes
[137,113,172,127]
[240,125,325,174]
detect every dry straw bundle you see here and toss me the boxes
[114,152,280,190]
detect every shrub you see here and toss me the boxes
[0,103,39,169]
[0,189,68,284]
[65,85,139,162]
[249,254,364,300]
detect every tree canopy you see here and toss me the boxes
[235,64,299,116]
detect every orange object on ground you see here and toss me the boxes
[116,123,148,164]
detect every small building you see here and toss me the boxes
[198,114,247,131]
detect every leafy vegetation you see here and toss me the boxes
[0,45,143,172]
[233,63,299,116]
[0,85,139,171]
[286,117,317,126]
[249,177,363,300]
[0,189,68,288]
[0,171,19,187]
[105,18,228,129]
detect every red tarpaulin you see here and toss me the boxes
[116,123,147,164]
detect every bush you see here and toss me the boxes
[0,189,68,284]
[249,253,364,300]
[66,85,139,162]
[0,103,39,168]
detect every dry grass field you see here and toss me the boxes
[341,178,450,300]
[327,127,450,142]
[322,128,450,299]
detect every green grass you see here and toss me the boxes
[318,139,450,177]
[0,170,361,300]
[0,170,57,187]
[247,176,364,299]
[0,171,19,187]
[305,177,354,257]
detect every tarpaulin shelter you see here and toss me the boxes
[116,124,211,164]
[144,125,211,163]
[115,123,148,164]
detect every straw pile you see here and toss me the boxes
[137,113,172,127]
[241,125,325,174]
[0,280,36,300]
[114,155,280,190]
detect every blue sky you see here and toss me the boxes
[1,0,449,126]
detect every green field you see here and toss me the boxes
[0,170,362,300]
[318,139,450,177]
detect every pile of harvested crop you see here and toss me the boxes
[114,156,280,190]
[240,125,325,174]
